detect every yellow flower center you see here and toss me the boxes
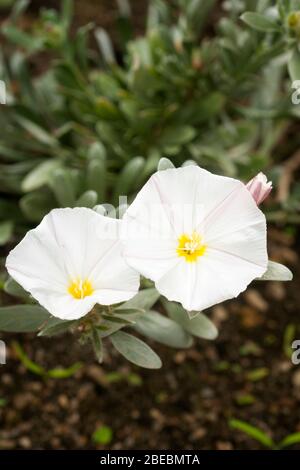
[177,232,206,262]
[68,278,94,299]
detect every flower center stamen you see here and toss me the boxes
[177,232,206,262]
[68,278,94,299]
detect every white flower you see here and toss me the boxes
[6,208,140,320]
[121,166,268,312]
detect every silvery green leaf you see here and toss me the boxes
[258,260,293,281]
[0,221,13,246]
[49,168,76,207]
[187,310,200,319]
[134,310,193,348]
[95,28,116,64]
[163,300,218,340]
[157,157,175,171]
[76,190,98,208]
[288,47,300,82]
[21,160,61,192]
[240,12,281,32]
[102,314,134,325]
[91,327,103,363]
[4,277,27,299]
[38,317,77,336]
[114,308,145,315]
[111,331,162,369]
[120,288,160,311]
[0,305,50,332]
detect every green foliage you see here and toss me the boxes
[111,330,162,369]
[162,299,218,340]
[229,418,300,449]
[257,260,293,281]
[0,305,50,332]
[0,0,299,241]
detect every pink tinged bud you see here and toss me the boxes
[246,172,272,205]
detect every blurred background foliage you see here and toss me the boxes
[0,0,300,247]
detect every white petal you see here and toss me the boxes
[157,247,266,312]
[122,166,268,311]
[30,288,98,320]
[6,208,140,318]
[6,214,69,295]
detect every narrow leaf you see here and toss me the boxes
[3,277,27,299]
[163,300,218,340]
[229,419,274,448]
[134,310,193,348]
[111,331,162,369]
[119,288,160,311]
[0,305,50,332]
[279,432,300,449]
[258,260,293,281]
[240,12,281,32]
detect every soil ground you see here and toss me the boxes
[0,228,299,450]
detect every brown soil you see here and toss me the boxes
[0,228,299,450]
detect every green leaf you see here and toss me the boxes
[95,28,116,64]
[20,191,55,222]
[87,145,106,202]
[1,24,43,51]
[288,47,300,82]
[157,157,175,171]
[258,260,293,281]
[61,0,73,29]
[134,310,193,348]
[22,160,61,192]
[240,12,281,32]
[163,300,218,340]
[102,314,134,325]
[38,317,77,337]
[10,0,30,23]
[229,419,275,448]
[13,341,44,375]
[0,305,50,332]
[3,277,27,299]
[112,156,145,204]
[92,425,113,445]
[47,362,82,379]
[49,168,76,207]
[15,116,58,147]
[113,308,145,315]
[119,288,160,311]
[13,341,82,378]
[158,125,196,148]
[76,190,98,208]
[0,220,13,245]
[110,331,162,369]
[91,327,103,363]
[279,432,300,449]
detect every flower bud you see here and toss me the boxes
[246,172,272,205]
